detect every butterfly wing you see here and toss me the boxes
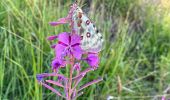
[72,7,104,53]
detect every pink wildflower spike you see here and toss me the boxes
[49,18,69,26]
[37,2,103,99]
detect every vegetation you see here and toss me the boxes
[0,0,170,99]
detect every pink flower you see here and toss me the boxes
[85,53,99,68]
[51,58,65,72]
[55,32,82,60]
[36,74,44,82]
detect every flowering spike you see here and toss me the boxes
[37,2,103,99]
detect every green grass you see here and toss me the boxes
[0,0,170,100]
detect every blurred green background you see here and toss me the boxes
[0,0,170,100]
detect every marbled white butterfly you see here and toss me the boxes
[70,2,104,53]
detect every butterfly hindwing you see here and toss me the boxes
[72,7,104,53]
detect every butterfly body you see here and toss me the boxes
[70,4,104,53]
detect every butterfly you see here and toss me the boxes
[70,2,104,53]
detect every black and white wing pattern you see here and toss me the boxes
[72,6,104,53]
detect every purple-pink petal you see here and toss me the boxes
[55,44,66,59]
[58,32,70,45]
[53,32,82,60]
[70,34,81,46]
[86,54,99,67]
[51,59,62,72]
[72,46,82,60]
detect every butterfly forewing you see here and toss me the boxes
[72,6,104,53]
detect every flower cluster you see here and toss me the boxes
[36,2,102,100]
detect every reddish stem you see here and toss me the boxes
[68,56,74,100]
